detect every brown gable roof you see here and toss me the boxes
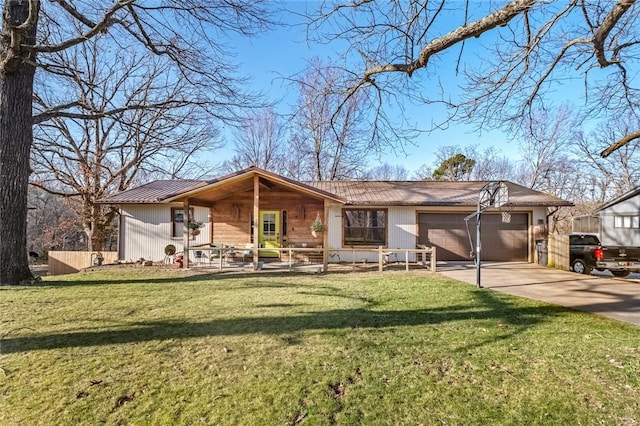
[99,168,572,207]
[98,180,207,204]
[98,167,346,204]
[308,180,572,207]
[163,166,346,204]
[594,186,640,213]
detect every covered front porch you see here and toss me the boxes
[166,169,345,270]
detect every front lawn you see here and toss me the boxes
[1,269,639,425]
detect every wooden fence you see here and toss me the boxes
[48,251,118,276]
[548,234,569,271]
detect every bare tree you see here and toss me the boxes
[0,0,273,284]
[224,108,287,173]
[31,35,218,252]
[509,108,588,234]
[456,145,516,182]
[308,1,640,159]
[575,115,640,202]
[27,187,83,255]
[40,197,91,252]
[287,57,373,181]
[361,163,409,180]
[516,107,579,193]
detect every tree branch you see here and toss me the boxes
[592,0,636,67]
[33,99,198,124]
[47,0,97,28]
[28,1,133,53]
[601,130,640,157]
[361,0,536,79]
[0,0,39,71]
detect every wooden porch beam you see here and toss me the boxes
[259,177,275,189]
[253,174,259,269]
[185,197,215,207]
[183,199,190,268]
[322,202,329,273]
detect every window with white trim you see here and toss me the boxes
[614,215,640,228]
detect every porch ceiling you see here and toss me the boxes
[168,173,344,206]
[168,177,259,205]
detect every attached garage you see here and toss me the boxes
[418,212,529,261]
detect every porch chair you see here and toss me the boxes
[382,251,397,264]
[241,243,254,266]
[416,244,429,267]
[209,243,223,262]
[194,250,206,266]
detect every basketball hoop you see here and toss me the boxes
[471,181,510,288]
[501,211,511,223]
[500,204,514,223]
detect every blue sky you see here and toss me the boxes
[216,2,528,175]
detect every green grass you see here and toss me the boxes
[1,268,639,425]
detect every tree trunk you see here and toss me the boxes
[0,1,39,285]
[86,201,122,252]
[85,202,108,252]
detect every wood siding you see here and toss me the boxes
[210,190,325,249]
[328,205,543,263]
[389,207,419,260]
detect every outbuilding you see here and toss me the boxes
[594,187,640,246]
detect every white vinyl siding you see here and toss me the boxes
[388,207,419,249]
[120,204,209,262]
[597,194,640,246]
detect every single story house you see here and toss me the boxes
[593,187,640,246]
[99,167,572,266]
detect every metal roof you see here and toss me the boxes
[99,170,572,208]
[98,180,207,204]
[594,187,640,213]
[308,180,572,207]
[163,167,346,204]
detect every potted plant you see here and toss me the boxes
[310,217,325,237]
[187,220,204,236]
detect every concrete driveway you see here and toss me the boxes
[438,262,640,327]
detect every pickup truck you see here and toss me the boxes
[569,233,640,277]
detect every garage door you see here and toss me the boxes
[418,213,529,261]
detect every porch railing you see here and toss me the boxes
[181,245,436,273]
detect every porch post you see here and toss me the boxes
[322,201,329,273]
[253,174,260,269]
[183,199,190,268]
